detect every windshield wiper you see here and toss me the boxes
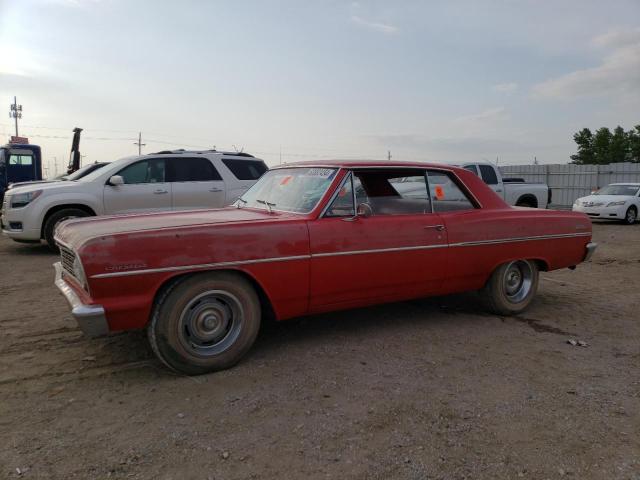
[236,198,247,209]
[256,199,276,213]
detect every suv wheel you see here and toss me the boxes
[43,208,90,251]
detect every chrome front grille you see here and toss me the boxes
[60,246,76,278]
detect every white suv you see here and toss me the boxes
[1,150,268,249]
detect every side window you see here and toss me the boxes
[463,165,479,176]
[353,169,430,215]
[168,157,222,182]
[222,158,268,180]
[325,174,355,217]
[427,170,476,212]
[118,159,166,184]
[479,164,498,185]
[9,154,33,166]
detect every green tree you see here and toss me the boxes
[609,125,628,163]
[570,128,595,164]
[628,125,640,163]
[592,127,612,164]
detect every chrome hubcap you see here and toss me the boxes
[178,290,243,356]
[502,261,533,303]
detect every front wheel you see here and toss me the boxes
[148,272,261,375]
[43,208,90,251]
[481,260,539,315]
[623,206,637,225]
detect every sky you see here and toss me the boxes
[0,0,639,176]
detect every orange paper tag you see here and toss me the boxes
[280,176,292,185]
[434,185,445,199]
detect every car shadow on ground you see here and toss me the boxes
[2,241,55,256]
[251,292,487,355]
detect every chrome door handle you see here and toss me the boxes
[424,224,445,231]
[209,188,222,192]
[153,189,168,194]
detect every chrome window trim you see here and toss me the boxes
[89,232,592,279]
[319,170,353,218]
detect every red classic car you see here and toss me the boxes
[54,161,596,374]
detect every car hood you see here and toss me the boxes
[577,194,635,204]
[8,180,80,195]
[55,207,292,250]
[9,179,60,189]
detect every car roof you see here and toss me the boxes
[610,183,640,186]
[274,159,460,170]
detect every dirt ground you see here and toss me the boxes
[0,222,638,479]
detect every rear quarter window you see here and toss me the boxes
[222,158,268,180]
[168,157,222,182]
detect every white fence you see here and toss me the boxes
[501,162,640,209]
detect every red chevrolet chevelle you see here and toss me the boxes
[54,161,596,374]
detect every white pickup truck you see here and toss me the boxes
[459,162,551,209]
[1,150,268,249]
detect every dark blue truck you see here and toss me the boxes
[0,143,43,204]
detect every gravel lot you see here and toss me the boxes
[0,222,639,479]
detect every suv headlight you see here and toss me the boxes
[606,201,625,207]
[10,190,42,208]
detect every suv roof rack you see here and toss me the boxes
[149,149,254,158]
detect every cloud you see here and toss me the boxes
[533,28,640,100]
[351,15,398,34]
[592,27,640,49]
[370,133,526,155]
[492,82,518,95]
[454,107,508,123]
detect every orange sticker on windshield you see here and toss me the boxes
[434,185,445,199]
[338,187,347,197]
[280,176,293,185]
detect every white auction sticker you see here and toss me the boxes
[303,168,335,179]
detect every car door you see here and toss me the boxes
[103,157,172,214]
[168,157,225,210]
[308,168,449,309]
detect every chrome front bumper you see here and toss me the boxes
[54,262,109,337]
[583,242,597,262]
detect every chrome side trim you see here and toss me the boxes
[91,254,310,279]
[312,243,447,258]
[449,232,591,248]
[89,232,592,279]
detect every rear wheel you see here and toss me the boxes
[482,260,539,315]
[148,272,261,375]
[43,208,90,251]
[623,206,637,225]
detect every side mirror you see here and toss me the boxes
[356,202,373,218]
[109,175,124,186]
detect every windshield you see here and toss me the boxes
[65,163,105,181]
[595,185,640,196]
[237,167,338,213]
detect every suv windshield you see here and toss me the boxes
[237,167,337,213]
[595,185,640,196]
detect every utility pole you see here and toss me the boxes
[387,150,392,161]
[133,132,145,155]
[9,96,22,137]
